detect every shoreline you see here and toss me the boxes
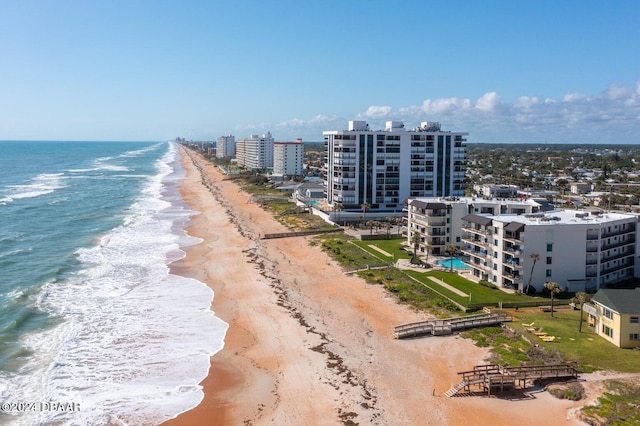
[164,146,585,425]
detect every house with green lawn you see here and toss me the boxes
[590,288,640,348]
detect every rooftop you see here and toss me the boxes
[592,288,640,314]
[491,210,637,226]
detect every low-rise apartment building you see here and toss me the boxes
[408,197,639,293]
[407,197,541,257]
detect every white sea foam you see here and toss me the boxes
[1,173,68,204]
[0,143,227,425]
[92,156,130,172]
[121,143,162,158]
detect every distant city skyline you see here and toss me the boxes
[1,1,639,144]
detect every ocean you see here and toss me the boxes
[0,141,227,425]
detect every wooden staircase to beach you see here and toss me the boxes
[444,363,580,397]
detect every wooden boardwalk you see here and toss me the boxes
[445,363,580,397]
[394,313,512,339]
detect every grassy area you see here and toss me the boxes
[317,234,382,268]
[357,267,460,315]
[512,310,640,373]
[404,270,547,307]
[351,239,412,262]
[580,379,640,425]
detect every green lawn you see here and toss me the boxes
[512,310,640,373]
[352,239,412,261]
[404,269,546,307]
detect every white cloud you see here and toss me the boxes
[475,92,501,112]
[514,96,539,108]
[271,81,640,143]
[424,97,472,114]
[606,84,631,100]
[563,92,586,102]
[360,105,392,119]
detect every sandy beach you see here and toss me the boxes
[164,146,585,425]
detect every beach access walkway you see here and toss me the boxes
[394,312,512,339]
[445,363,580,397]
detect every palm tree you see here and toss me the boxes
[527,253,540,293]
[544,281,561,317]
[575,291,592,333]
[385,217,394,236]
[411,231,422,263]
[360,202,370,224]
[366,220,375,235]
[423,242,433,267]
[445,244,457,272]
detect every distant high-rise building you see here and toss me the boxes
[323,120,467,212]
[216,135,235,158]
[236,132,274,170]
[273,138,304,176]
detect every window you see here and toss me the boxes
[547,243,553,252]
[602,325,613,338]
[603,308,614,320]
[546,269,552,277]
[630,333,640,341]
[546,257,552,264]
[631,317,639,324]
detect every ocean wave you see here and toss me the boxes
[92,157,130,172]
[1,173,68,204]
[120,143,162,158]
[0,142,227,425]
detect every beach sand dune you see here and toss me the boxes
[164,147,584,425]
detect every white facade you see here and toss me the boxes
[236,132,274,170]
[473,184,519,199]
[216,135,236,158]
[324,120,467,212]
[273,138,304,176]
[407,197,541,257]
[462,210,638,293]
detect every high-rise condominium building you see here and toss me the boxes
[273,138,304,176]
[324,120,467,212]
[216,135,236,158]
[236,132,274,170]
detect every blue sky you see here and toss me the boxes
[1,0,639,143]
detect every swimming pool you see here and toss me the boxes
[435,258,471,269]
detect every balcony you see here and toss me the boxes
[601,237,636,251]
[461,235,489,248]
[602,225,636,239]
[469,260,492,272]
[586,232,599,241]
[601,259,634,275]
[503,233,523,243]
[601,248,635,263]
[462,224,491,236]
[503,258,522,270]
